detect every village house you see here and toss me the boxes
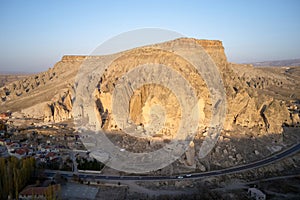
[19,184,61,200]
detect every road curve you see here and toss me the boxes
[45,143,300,181]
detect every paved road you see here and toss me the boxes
[45,143,300,181]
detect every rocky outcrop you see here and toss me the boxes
[1,38,299,132]
[91,38,298,136]
[263,100,293,133]
[44,90,73,122]
[230,63,292,90]
[185,141,196,166]
[0,70,56,102]
[19,89,73,123]
[0,55,82,121]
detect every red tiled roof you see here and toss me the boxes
[51,157,60,162]
[15,148,26,155]
[45,152,56,158]
[20,187,47,196]
[0,113,9,118]
[20,184,60,196]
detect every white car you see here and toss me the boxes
[177,176,183,179]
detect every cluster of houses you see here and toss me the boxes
[0,114,101,199]
[0,112,78,170]
[1,139,60,161]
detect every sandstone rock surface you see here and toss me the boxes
[0,38,299,138]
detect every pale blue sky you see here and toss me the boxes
[0,0,300,72]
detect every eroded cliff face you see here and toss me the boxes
[93,38,298,137]
[0,55,84,122]
[0,38,299,136]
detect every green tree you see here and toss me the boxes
[45,184,60,200]
[0,157,36,199]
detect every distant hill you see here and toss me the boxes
[249,58,300,67]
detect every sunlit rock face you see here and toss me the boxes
[0,38,299,137]
[93,38,297,137]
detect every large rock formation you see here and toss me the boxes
[0,55,84,121]
[87,38,299,136]
[0,38,299,136]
